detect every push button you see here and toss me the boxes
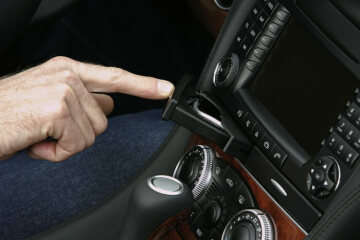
[269,145,287,168]
[250,124,266,144]
[352,133,360,150]
[213,159,229,178]
[310,168,325,184]
[234,106,247,123]
[234,183,254,208]
[343,147,358,168]
[246,60,260,72]
[320,176,335,192]
[345,103,358,121]
[235,30,246,45]
[354,114,360,127]
[251,4,262,19]
[268,23,281,35]
[243,17,254,31]
[336,118,348,135]
[265,0,278,14]
[260,35,273,47]
[256,11,270,29]
[249,25,261,41]
[260,134,276,154]
[276,10,289,22]
[325,132,338,150]
[223,168,241,191]
[335,141,346,158]
[242,114,256,134]
[344,127,356,142]
[253,48,266,60]
[240,38,252,56]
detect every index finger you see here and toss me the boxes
[72,61,174,100]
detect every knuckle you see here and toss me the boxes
[61,70,79,84]
[108,67,125,83]
[95,116,108,135]
[48,56,73,66]
[86,131,96,147]
[58,83,75,99]
[51,99,70,120]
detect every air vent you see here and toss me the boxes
[214,0,233,11]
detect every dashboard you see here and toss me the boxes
[162,0,360,239]
[25,0,360,239]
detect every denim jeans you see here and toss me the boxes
[0,109,174,240]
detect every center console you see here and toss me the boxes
[162,0,360,239]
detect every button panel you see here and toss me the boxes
[324,95,360,168]
[187,157,256,240]
[232,104,288,168]
[230,0,288,67]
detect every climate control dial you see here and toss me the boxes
[173,145,215,200]
[222,209,275,240]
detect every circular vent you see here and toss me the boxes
[214,0,233,11]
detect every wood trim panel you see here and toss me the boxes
[186,0,227,37]
[151,134,305,240]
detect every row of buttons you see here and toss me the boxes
[245,5,290,73]
[214,163,254,209]
[234,0,280,58]
[234,106,288,168]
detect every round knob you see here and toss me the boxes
[230,221,256,240]
[203,200,222,228]
[222,209,275,240]
[173,145,215,200]
[213,53,239,88]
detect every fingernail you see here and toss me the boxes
[157,80,174,97]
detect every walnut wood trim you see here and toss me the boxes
[147,210,192,240]
[186,0,227,37]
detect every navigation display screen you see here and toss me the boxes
[252,19,359,156]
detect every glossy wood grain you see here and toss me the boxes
[147,210,190,240]
[186,0,227,37]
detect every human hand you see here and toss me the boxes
[0,56,174,162]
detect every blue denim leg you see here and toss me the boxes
[0,109,174,240]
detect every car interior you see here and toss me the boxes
[2,0,360,239]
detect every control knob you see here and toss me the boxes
[173,145,215,200]
[213,53,239,88]
[222,209,275,240]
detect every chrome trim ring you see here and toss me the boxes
[213,0,232,11]
[221,209,275,240]
[173,145,214,200]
